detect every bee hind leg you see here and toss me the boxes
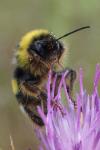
[24,105,44,126]
[17,90,47,126]
[24,92,47,126]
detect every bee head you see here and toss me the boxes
[16,26,90,69]
[28,34,64,64]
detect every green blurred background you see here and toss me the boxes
[0,0,100,149]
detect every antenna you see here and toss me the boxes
[56,26,90,41]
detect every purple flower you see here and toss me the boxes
[36,65,100,150]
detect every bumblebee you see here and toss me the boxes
[12,26,90,126]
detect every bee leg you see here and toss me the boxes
[22,81,48,113]
[24,92,47,126]
[38,92,47,114]
[17,93,41,125]
[52,69,76,107]
[16,83,47,126]
[24,104,45,126]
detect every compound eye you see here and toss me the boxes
[34,41,45,57]
[34,41,43,52]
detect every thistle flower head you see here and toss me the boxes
[36,65,100,150]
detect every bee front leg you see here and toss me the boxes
[52,69,76,105]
